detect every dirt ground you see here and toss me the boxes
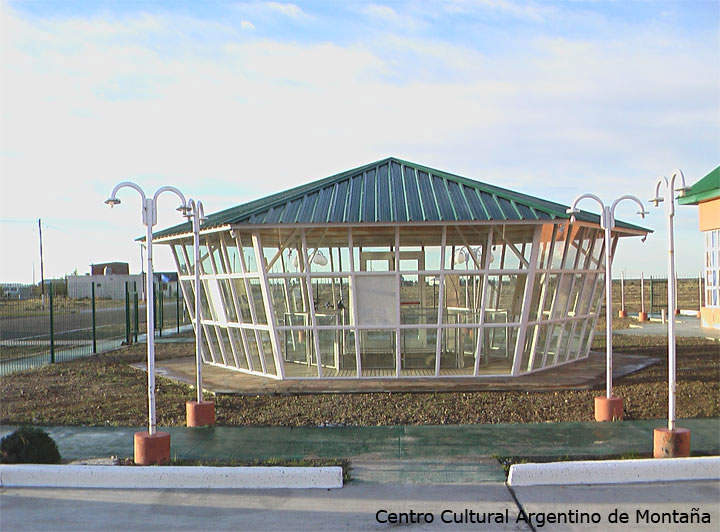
[1,330,718,427]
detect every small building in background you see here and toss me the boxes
[1,283,34,299]
[90,262,130,276]
[679,165,720,330]
[67,262,143,300]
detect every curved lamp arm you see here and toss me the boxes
[105,181,149,224]
[567,192,606,226]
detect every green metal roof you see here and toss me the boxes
[678,165,720,205]
[153,157,650,239]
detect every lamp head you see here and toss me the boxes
[104,198,121,208]
[177,205,191,216]
[676,186,691,197]
[649,197,663,207]
[637,209,649,218]
[565,207,579,224]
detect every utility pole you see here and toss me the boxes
[39,218,45,308]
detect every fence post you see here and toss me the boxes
[49,282,55,364]
[134,291,139,343]
[158,285,163,337]
[650,276,654,311]
[176,281,181,333]
[91,282,97,353]
[125,281,131,345]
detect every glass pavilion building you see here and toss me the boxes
[155,158,648,380]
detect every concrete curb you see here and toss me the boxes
[508,456,720,486]
[0,464,343,489]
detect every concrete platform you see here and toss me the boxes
[137,351,658,395]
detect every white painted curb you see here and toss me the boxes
[0,465,343,489]
[508,456,720,487]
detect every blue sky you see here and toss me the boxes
[1,0,718,283]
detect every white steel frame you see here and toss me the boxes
[166,220,642,380]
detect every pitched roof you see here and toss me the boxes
[153,157,649,239]
[678,165,720,205]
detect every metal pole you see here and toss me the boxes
[667,197,677,432]
[620,271,625,313]
[49,282,54,364]
[641,272,645,314]
[125,281,131,345]
[145,200,157,435]
[698,271,703,311]
[39,219,45,309]
[193,209,203,403]
[176,280,180,334]
[91,281,97,353]
[603,209,613,399]
[158,285,163,337]
[134,291,139,344]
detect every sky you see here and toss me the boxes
[1,0,718,284]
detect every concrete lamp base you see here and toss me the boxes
[618,310,628,318]
[134,431,171,466]
[654,427,691,458]
[186,400,216,427]
[638,311,649,322]
[594,396,623,422]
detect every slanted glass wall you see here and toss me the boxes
[169,222,607,379]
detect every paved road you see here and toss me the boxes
[2,480,718,531]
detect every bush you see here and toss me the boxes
[0,427,61,464]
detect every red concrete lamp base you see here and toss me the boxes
[638,311,649,322]
[618,310,628,318]
[134,431,171,466]
[186,400,216,427]
[594,396,623,422]
[654,427,691,458]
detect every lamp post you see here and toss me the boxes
[105,182,187,465]
[183,199,216,427]
[649,170,691,458]
[567,193,648,422]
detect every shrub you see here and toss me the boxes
[0,427,61,464]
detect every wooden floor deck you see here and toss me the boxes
[146,351,659,395]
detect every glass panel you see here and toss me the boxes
[248,279,267,324]
[199,244,213,274]
[519,325,538,374]
[438,327,477,374]
[550,225,571,269]
[218,279,237,322]
[234,234,258,273]
[180,280,195,320]
[485,274,526,323]
[200,325,215,362]
[399,226,443,271]
[443,274,483,323]
[184,244,196,274]
[398,328,437,375]
[246,332,263,372]
[479,325,516,373]
[529,324,550,371]
[259,330,276,376]
[174,244,189,275]
[228,327,248,369]
[360,329,396,376]
[224,238,242,274]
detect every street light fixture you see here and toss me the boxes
[105,181,187,465]
[182,199,216,427]
[567,193,648,422]
[649,169,691,458]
